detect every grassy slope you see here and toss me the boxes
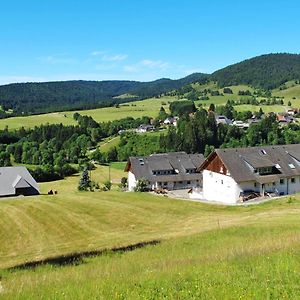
[0,97,175,130]
[2,220,300,299]
[0,163,300,298]
[0,194,300,299]
[273,81,300,107]
[99,136,121,152]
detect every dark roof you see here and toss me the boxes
[125,152,205,182]
[199,144,300,183]
[0,167,39,196]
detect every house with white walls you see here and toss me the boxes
[198,144,300,204]
[125,152,205,191]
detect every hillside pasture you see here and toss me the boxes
[2,217,300,299]
[273,82,300,107]
[0,97,177,130]
[0,112,77,130]
[0,191,300,299]
[234,104,287,113]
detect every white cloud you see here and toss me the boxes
[140,59,169,69]
[123,59,170,74]
[90,51,128,62]
[91,51,106,56]
[37,54,75,65]
[102,54,128,62]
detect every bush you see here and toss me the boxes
[169,100,196,116]
[103,180,112,191]
[223,87,233,94]
[134,178,148,192]
[120,177,128,189]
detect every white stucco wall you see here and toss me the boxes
[128,171,137,191]
[203,170,300,204]
[287,176,300,194]
[202,170,242,204]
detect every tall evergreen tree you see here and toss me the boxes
[78,169,91,191]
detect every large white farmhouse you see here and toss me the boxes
[125,152,205,191]
[198,144,300,204]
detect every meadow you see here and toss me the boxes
[0,97,176,130]
[0,161,300,298]
[1,82,299,131]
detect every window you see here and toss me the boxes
[187,181,191,184]
[254,182,257,187]
[260,149,267,155]
[258,167,272,175]
[289,164,296,169]
[280,179,284,185]
[272,182,275,186]
[291,178,295,184]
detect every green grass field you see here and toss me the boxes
[0,162,300,298]
[99,136,121,152]
[0,97,176,130]
[273,81,300,107]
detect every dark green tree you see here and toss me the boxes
[78,169,91,191]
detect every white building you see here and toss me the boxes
[125,152,205,191]
[163,117,179,126]
[198,144,300,204]
[136,124,155,133]
[215,115,232,125]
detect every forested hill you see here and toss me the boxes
[211,53,300,90]
[0,73,207,115]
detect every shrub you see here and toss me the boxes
[103,180,112,191]
[120,177,128,189]
[134,178,148,192]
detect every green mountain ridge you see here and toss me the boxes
[1,53,300,116]
[210,53,300,89]
[0,73,207,115]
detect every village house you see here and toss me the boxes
[136,124,155,133]
[276,113,297,125]
[0,166,39,198]
[231,120,249,129]
[198,144,300,204]
[215,115,232,125]
[125,152,205,191]
[163,117,178,126]
[286,108,299,116]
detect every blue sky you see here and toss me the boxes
[0,0,300,84]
